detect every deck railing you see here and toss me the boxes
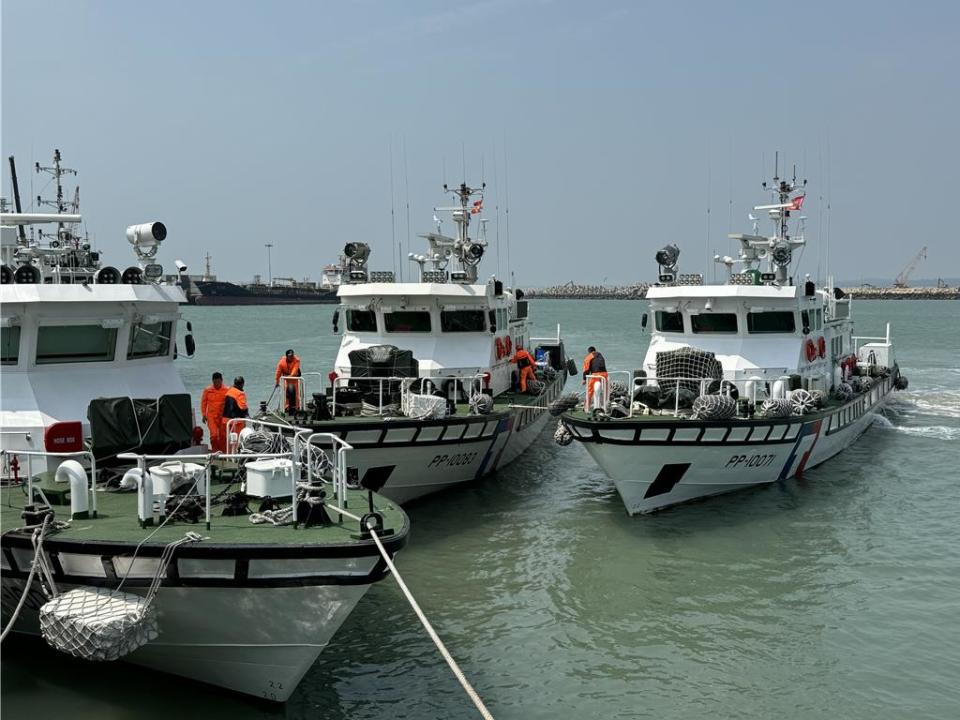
[330,373,486,416]
[585,373,748,418]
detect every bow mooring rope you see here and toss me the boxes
[331,504,494,719]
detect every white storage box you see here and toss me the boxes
[244,458,294,498]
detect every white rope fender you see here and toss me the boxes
[332,504,494,719]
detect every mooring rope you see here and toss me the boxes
[0,514,53,642]
[330,504,494,719]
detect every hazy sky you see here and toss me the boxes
[3,1,958,286]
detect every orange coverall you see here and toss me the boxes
[275,354,302,411]
[511,348,537,393]
[200,383,229,452]
[583,351,609,405]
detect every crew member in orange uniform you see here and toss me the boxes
[200,371,228,452]
[222,376,249,447]
[582,346,608,406]
[275,348,302,413]
[511,346,537,393]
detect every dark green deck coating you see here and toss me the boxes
[0,482,406,547]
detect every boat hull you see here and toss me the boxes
[1,579,368,701]
[1,521,406,701]
[303,372,567,504]
[564,377,893,514]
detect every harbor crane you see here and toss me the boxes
[893,246,927,288]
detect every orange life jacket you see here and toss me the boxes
[223,386,249,418]
[275,355,302,385]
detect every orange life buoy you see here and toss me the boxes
[495,337,505,359]
[804,339,817,363]
[817,336,826,358]
[504,336,512,357]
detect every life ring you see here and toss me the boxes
[804,339,817,363]
[504,336,512,357]
[817,336,826,358]
[495,337,505,359]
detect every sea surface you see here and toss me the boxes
[3,299,959,719]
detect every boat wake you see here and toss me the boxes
[871,414,960,441]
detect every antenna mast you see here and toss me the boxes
[35,148,77,238]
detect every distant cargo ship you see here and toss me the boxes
[173,255,342,305]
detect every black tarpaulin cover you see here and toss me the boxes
[347,345,418,378]
[87,394,192,460]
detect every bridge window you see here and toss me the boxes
[346,309,377,332]
[655,310,684,333]
[691,313,738,333]
[385,311,432,332]
[127,321,173,359]
[36,325,117,364]
[1,326,20,365]
[747,311,796,334]
[441,310,486,332]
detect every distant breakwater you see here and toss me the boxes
[526,284,960,300]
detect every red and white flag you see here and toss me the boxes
[471,199,483,214]
[790,194,806,211]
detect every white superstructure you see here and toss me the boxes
[1,188,192,474]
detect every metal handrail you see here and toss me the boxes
[274,372,327,413]
[331,373,486,417]
[304,433,354,509]
[0,448,98,517]
[585,372,749,417]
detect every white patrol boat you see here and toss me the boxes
[0,154,408,702]
[559,166,910,514]
[261,183,575,503]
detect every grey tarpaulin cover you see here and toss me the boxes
[87,393,192,461]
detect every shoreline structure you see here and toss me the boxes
[526,283,959,300]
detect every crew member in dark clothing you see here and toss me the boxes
[581,346,609,406]
[221,376,249,445]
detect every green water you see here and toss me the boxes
[3,300,958,719]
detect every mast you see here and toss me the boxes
[35,148,78,241]
[7,156,27,243]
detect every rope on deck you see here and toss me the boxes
[330,504,495,720]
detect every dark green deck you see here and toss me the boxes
[1,481,406,548]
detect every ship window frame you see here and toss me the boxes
[127,320,173,360]
[345,309,378,333]
[690,312,739,334]
[654,310,684,333]
[1,326,20,365]
[35,324,118,365]
[384,310,432,333]
[746,311,796,334]
[440,309,487,333]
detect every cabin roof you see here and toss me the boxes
[647,285,799,300]
[0,284,185,304]
[338,282,492,300]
